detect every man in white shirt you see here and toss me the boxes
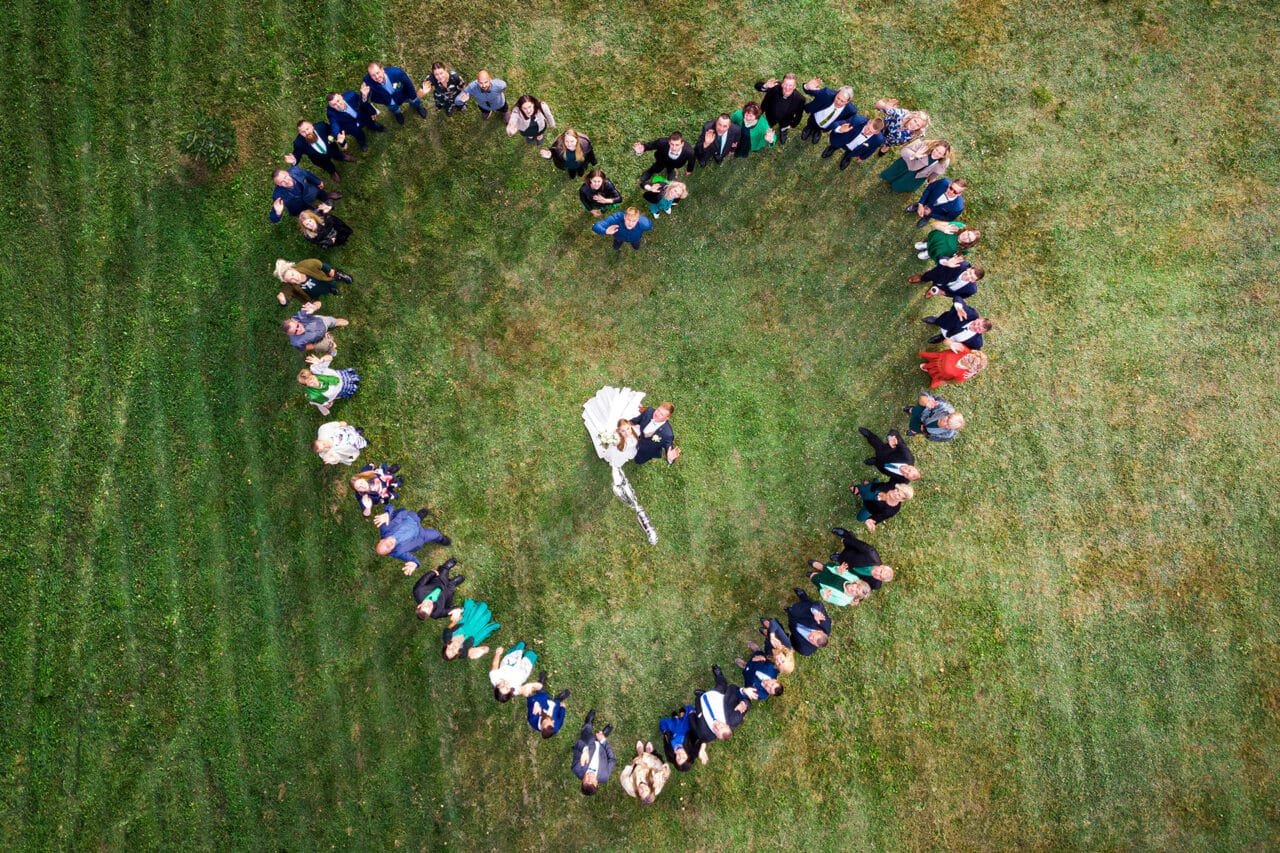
[571,710,616,795]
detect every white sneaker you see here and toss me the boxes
[914,242,927,250]
[917,251,929,259]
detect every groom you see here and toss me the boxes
[630,402,682,465]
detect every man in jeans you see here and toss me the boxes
[282,303,348,355]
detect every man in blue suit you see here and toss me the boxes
[798,78,857,144]
[912,256,985,299]
[326,89,385,150]
[825,115,886,169]
[786,588,831,655]
[372,504,451,575]
[288,119,353,180]
[527,676,571,738]
[912,177,967,226]
[923,297,993,350]
[629,402,681,464]
[364,62,428,124]
[268,165,340,222]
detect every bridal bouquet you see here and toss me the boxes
[596,429,620,448]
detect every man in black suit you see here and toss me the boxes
[629,402,681,465]
[754,74,808,145]
[786,588,831,655]
[693,114,743,166]
[858,426,920,484]
[571,710,616,796]
[923,297,992,350]
[691,665,756,742]
[288,119,354,181]
[412,557,465,620]
[632,133,696,182]
[828,528,894,590]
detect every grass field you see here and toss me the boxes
[3,0,1280,849]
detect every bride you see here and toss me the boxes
[582,386,658,543]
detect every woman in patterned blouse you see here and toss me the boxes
[421,62,466,114]
[874,98,931,156]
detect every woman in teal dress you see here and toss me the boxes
[731,102,775,154]
[442,598,500,660]
[807,562,871,608]
[879,138,951,193]
[915,222,981,261]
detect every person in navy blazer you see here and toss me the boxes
[363,62,428,124]
[912,256,985,299]
[326,90,385,150]
[798,78,857,144]
[691,665,756,742]
[629,402,681,465]
[786,588,831,655]
[268,165,339,222]
[912,177,967,226]
[693,114,744,166]
[289,119,353,180]
[923,297,993,350]
[825,115,886,169]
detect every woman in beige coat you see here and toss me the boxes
[619,741,671,805]
[880,138,951,193]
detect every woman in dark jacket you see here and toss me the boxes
[541,128,597,179]
[297,209,352,249]
[579,169,622,216]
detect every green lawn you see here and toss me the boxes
[3,0,1279,849]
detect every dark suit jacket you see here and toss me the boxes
[292,122,342,174]
[694,120,743,163]
[641,137,696,173]
[861,428,915,482]
[802,85,858,130]
[691,685,752,740]
[326,91,380,137]
[412,563,464,618]
[754,81,807,130]
[786,592,831,656]
[630,408,674,464]
[571,727,617,783]
[827,113,868,149]
[922,261,978,299]
[835,532,884,590]
[847,130,885,160]
[269,166,324,221]
[362,66,417,108]
[930,297,985,349]
[919,178,965,220]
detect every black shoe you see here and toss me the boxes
[414,105,428,119]
[334,270,354,284]
[394,111,405,126]
[438,535,452,546]
[927,334,944,344]
[902,407,912,415]
[839,153,853,170]
[922,316,938,324]
[858,426,874,440]
[540,670,548,685]
[904,204,916,213]
[556,689,570,702]
[602,724,613,737]
[778,129,788,145]
[440,557,458,572]
[338,152,356,162]
[809,134,821,145]
[830,554,842,563]
[820,146,836,159]
[386,463,399,474]
[832,527,850,538]
[418,507,432,518]
[794,587,807,599]
[585,709,596,727]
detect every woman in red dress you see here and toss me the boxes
[918,343,988,388]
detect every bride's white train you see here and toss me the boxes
[583,385,659,545]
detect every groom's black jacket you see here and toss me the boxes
[630,408,674,464]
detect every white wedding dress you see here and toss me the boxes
[582,386,658,544]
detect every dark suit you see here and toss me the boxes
[754,81,807,141]
[694,120,743,165]
[362,66,425,118]
[691,666,752,740]
[629,408,674,465]
[801,85,858,141]
[833,531,885,590]
[786,590,831,656]
[571,718,617,784]
[926,297,985,349]
[845,130,885,161]
[326,90,383,149]
[639,137,696,181]
[761,617,792,656]
[921,261,978,299]
[412,560,465,618]
[859,427,915,483]
[825,113,869,152]
[918,178,965,222]
[269,166,328,222]
[292,121,348,177]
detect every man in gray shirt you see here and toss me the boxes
[282,302,348,355]
[455,70,508,119]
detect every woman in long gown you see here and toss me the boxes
[582,386,658,543]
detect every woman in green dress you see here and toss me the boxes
[879,138,951,193]
[442,598,500,660]
[731,102,775,155]
[914,222,981,261]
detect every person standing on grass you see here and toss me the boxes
[643,178,688,219]
[273,258,353,305]
[910,256,985,300]
[351,462,401,516]
[325,90,385,150]
[732,650,784,699]
[858,426,920,484]
[923,297,993,350]
[874,99,930,157]
[269,166,340,223]
[632,132,696,181]
[527,675,571,738]
[619,741,670,805]
[798,80,857,144]
[914,222,981,262]
[807,561,872,607]
[541,129,597,179]
[911,177,967,227]
[660,705,706,771]
[579,170,623,216]
[880,138,952,193]
[827,116,886,169]
[731,102,776,155]
[441,598,499,661]
[363,62,428,124]
[850,479,914,532]
[312,420,366,465]
[289,119,353,181]
[693,114,743,166]
[281,303,347,356]
[296,354,359,416]
[905,393,965,441]
[297,209,353,249]
[753,616,796,674]
[413,556,463,620]
[373,504,451,575]
[786,587,831,655]
[919,344,987,389]
[754,74,808,145]
[455,69,508,119]
[691,664,756,742]
[489,643,542,703]
[592,207,653,252]
[421,62,466,115]
[506,94,555,144]
[572,710,616,796]
[827,528,896,590]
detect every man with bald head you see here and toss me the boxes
[372,504,451,575]
[456,69,509,120]
[363,62,428,124]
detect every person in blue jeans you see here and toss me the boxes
[592,206,653,251]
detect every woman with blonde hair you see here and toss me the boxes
[296,354,360,416]
[851,480,914,532]
[914,222,981,262]
[918,344,988,389]
[297,208,352,249]
[272,258,354,305]
[541,128,597,179]
[879,138,952,193]
[874,98,931,154]
[753,617,796,675]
